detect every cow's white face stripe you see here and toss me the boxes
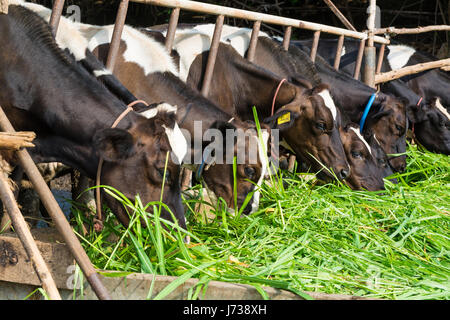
[387,45,416,70]
[435,98,450,121]
[250,130,270,214]
[318,89,337,121]
[349,127,372,156]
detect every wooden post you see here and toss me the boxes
[282,26,292,51]
[310,30,321,62]
[353,39,365,80]
[363,0,377,88]
[333,34,345,70]
[376,43,385,74]
[201,14,224,97]
[0,0,8,14]
[0,158,61,300]
[49,0,65,36]
[165,7,180,53]
[0,106,111,300]
[106,0,130,72]
[246,20,261,62]
[323,0,357,31]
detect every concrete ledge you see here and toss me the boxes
[0,231,374,300]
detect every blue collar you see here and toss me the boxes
[359,93,377,134]
[195,156,207,181]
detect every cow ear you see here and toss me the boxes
[263,108,300,130]
[371,105,393,120]
[93,128,136,162]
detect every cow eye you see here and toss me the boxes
[244,166,256,179]
[395,124,404,133]
[157,168,171,183]
[315,122,326,131]
[378,158,389,168]
[351,151,363,159]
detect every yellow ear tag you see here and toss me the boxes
[277,112,291,125]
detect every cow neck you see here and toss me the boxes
[130,71,233,135]
[229,58,297,119]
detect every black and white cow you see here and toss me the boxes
[1,4,188,229]
[22,2,274,216]
[296,38,450,155]
[148,24,352,184]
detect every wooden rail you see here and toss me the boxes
[131,0,389,44]
[373,25,450,35]
[375,58,450,84]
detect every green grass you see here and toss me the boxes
[70,143,449,300]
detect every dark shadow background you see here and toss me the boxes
[29,0,450,57]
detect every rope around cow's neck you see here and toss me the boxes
[94,99,149,232]
[271,78,287,116]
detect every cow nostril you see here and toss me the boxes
[339,169,349,180]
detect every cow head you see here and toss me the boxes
[93,104,187,229]
[363,94,408,172]
[197,119,270,215]
[407,97,450,155]
[339,124,386,191]
[264,84,350,182]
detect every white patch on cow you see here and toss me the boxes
[250,130,270,214]
[387,45,416,70]
[19,1,89,61]
[435,98,450,120]
[171,24,269,81]
[349,127,372,156]
[341,46,346,57]
[139,103,186,164]
[139,103,177,119]
[86,25,178,76]
[280,139,295,154]
[163,123,188,165]
[93,68,112,77]
[374,134,382,147]
[318,89,337,121]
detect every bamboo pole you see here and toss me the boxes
[165,7,180,53]
[310,30,321,62]
[373,25,450,35]
[282,26,292,51]
[201,14,224,96]
[375,58,450,84]
[353,39,365,80]
[0,132,35,150]
[49,0,65,36]
[106,0,129,72]
[333,34,345,70]
[0,106,111,300]
[0,0,8,14]
[322,0,357,31]
[246,20,261,62]
[363,0,377,88]
[0,156,61,300]
[131,0,389,44]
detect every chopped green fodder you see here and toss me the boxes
[70,144,449,300]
